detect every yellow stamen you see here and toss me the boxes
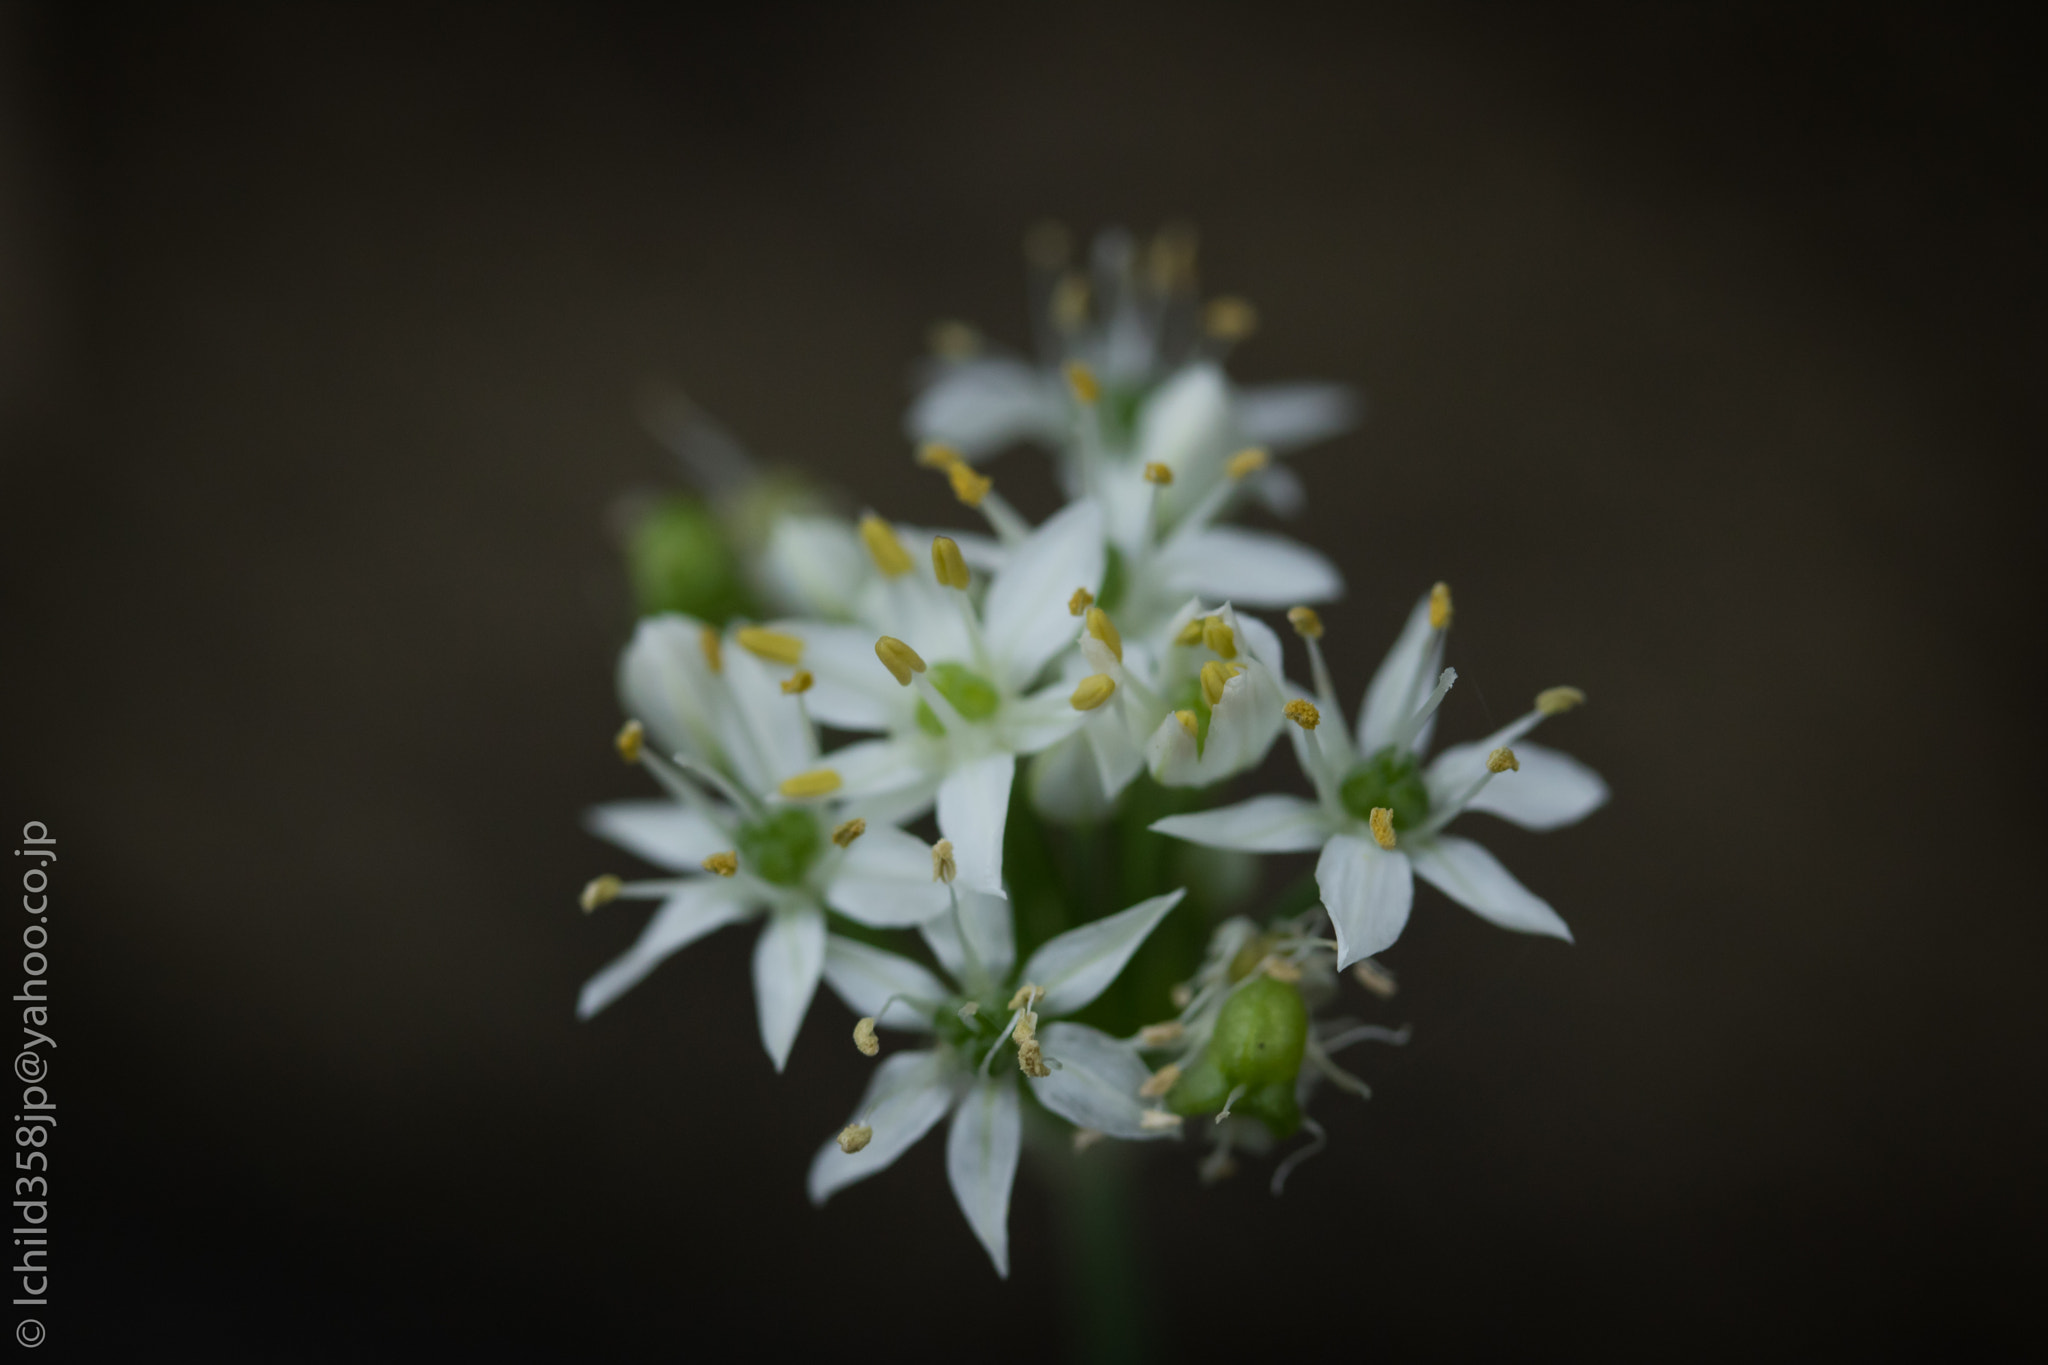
[1070,674,1117,711]
[875,635,927,686]
[1011,1011,1036,1046]
[1487,747,1520,773]
[1284,699,1321,731]
[1144,462,1174,485]
[1537,686,1587,715]
[579,875,621,913]
[736,626,803,666]
[1065,359,1100,406]
[853,1018,880,1057]
[1072,1128,1106,1153]
[699,626,723,672]
[837,1124,873,1154]
[781,669,814,695]
[946,461,992,509]
[614,719,645,765]
[1006,984,1045,1012]
[1204,295,1258,341]
[1051,271,1090,331]
[1368,807,1397,850]
[1067,586,1095,616]
[1428,582,1453,631]
[1353,960,1398,999]
[1147,222,1199,292]
[1023,219,1071,269]
[916,441,963,470]
[1017,1037,1050,1078]
[1262,956,1303,983]
[1170,983,1194,1009]
[1201,615,1237,659]
[927,319,981,359]
[931,839,956,885]
[1225,447,1269,481]
[1137,1020,1185,1047]
[1139,1110,1184,1132]
[777,770,842,800]
[1174,617,1205,647]
[931,535,971,590]
[1174,709,1199,738]
[858,515,913,577]
[702,851,739,877]
[1286,605,1323,639]
[1084,606,1123,662]
[831,818,867,848]
[1200,660,1236,707]
[1138,1063,1182,1099]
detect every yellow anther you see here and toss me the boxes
[927,319,981,359]
[579,875,622,913]
[736,626,803,666]
[1286,606,1324,640]
[1051,272,1090,331]
[875,635,927,686]
[1368,807,1397,850]
[777,770,842,800]
[1225,447,1269,481]
[1262,955,1303,983]
[1170,983,1194,1009]
[1068,587,1095,616]
[837,1124,873,1154]
[946,461,993,509]
[1006,983,1045,1012]
[1352,960,1399,1000]
[782,670,814,695]
[1072,1128,1106,1153]
[932,535,972,590]
[1139,1063,1182,1099]
[931,839,957,885]
[1144,462,1174,485]
[1428,582,1453,630]
[853,1018,880,1057]
[1174,618,1205,647]
[702,851,739,877]
[699,626,723,673]
[614,719,645,764]
[1139,1110,1184,1132]
[1201,616,1237,659]
[1203,295,1259,341]
[1284,699,1321,731]
[1084,606,1123,662]
[1537,686,1587,715]
[1487,747,1520,773]
[1017,1037,1050,1078]
[1070,674,1117,711]
[1011,1011,1036,1045]
[1065,359,1100,406]
[1199,660,1236,707]
[858,515,913,577]
[916,441,964,470]
[957,1001,979,1022]
[1174,709,1199,738]
[1137,1021,1185,1048]
[831,818,867,848]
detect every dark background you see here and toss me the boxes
[2,2,2042,1358]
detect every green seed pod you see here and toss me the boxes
[1165,975,1309,1137]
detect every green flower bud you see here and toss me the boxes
[625,495,752,623]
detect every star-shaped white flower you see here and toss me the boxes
[1151,587,1608,967]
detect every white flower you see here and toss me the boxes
[577,616,952,1070]
[1150,587,1609,967]
[807,883,1187,1276]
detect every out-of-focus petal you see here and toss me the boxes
[1410,835,1573,941]
[1032,1022,1178,1141]
[576,879,757,1020]
[807,1050,957,1204]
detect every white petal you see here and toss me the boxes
[1033,1022,1177,1141]
[936,753,1015,898]
[1151,795,1330,852]
[1410,836,1573,941]
[982,499,1105,688]
[1316,834,1413,968]
[820,935,948,1031]
[1082,704,1147,802]
[1004,683,1088,755]
[1357,592,1442,757]
[946,1075,1022,1278]
[794,623,906,733]
[828,738,940,810]
[1230,605,1286,679]
[1247,463,1306,517]
[1155,527,1343,608]
[907,358,1062,457]
[752,906,826,1072]
[583,799,730,872]
[617,614,723,765]
[1027,730,1116,825]
[718,639,819,790]
[1020,889,1186,1017]
[1431,741,1610,832]
[921,889,1016,990]
[825,824,953,927]
[1233,381,1360,451]
[757,515,867,619]
[576,880,756,1019]
[1136,364,1234,489]
[1149,660,1285,788]
[808,1050,957,1204]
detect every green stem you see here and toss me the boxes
[1053,1145,1151,1364]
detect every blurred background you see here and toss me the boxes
[2,2,2041,1357]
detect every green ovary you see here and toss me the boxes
[735,808,822,886]
[1339,745,1432,831]
[1166,974,1309,1137]
[914,661,1002,736]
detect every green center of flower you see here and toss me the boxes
[1339,745,1432,831]
[1167,677,1214,752]
[735,807,822,886]
[914,661,1002,736]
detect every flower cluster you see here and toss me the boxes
[577,226,1606,1277]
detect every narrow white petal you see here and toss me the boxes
[826,824,953,927]
[936,753,1016,898]
[1233,381,1360,451]
[921,889,1016,989]
[1151,795,1330,852]
[807,1050,958,1204]
[617,614,722,764]
[1020,889,1186,1017]
[1155,528,1343,608]
[828,738,939,808]
[752,906,826,1072]
[946,1075,1023,1279]
[1033,1022,1177,1140]
[1230,605,1287,679]
[1005,683,1089,755]
[1027,730,1116,825]
[794,623,906,733]
[1248,463,1306,517]
[1181,659,1287,784]
[1410,836,1573,941]
[982,499,1106,688]
[907,358,1063,456]
[583,799,730,872]
[1316,834,1414,968]
[758,515,867,619]
[1136,363,1234,488]
[1431,741,1610,832]
[820,935,948,1031]
[1358,592,1442,756]
[576,880,756,1019]
[719,638,818,790]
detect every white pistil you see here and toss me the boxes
[1215,1082,1247,1123]
[1389,667,1458,753]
